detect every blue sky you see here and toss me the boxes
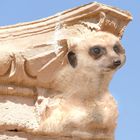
[0,0,139,140]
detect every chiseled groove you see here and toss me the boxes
[0,2,131,41]
[0,6,102,40]
[0,84,37,97]
[0,2,98,31]
[0,55,15,77]
[0,12,128,41]
[0,11,92,41]
[23,57,37,79]
[33,44,49,48]
[0,62,12,77]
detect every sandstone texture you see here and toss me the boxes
[0,2,132,140]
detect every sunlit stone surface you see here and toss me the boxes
[0,2,132,140]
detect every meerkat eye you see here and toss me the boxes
[113,44,120,54]
[89,46,101,54]
[114,44,125,54]
[89,46,105,59]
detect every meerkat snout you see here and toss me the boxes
[113,58,121,67]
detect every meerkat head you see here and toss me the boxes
[67,31,126,75]
[53,32,126,92]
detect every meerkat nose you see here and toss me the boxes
[113,59,121,67]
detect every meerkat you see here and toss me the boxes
[35,31,126,140]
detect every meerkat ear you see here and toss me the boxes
[67,51,77,68]
[57,38,78,68]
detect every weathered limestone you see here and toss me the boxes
[0,2,132,140]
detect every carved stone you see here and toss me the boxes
[0,2,132,140]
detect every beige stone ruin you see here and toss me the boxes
[0,2,132,140]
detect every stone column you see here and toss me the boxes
[0,2,132,140]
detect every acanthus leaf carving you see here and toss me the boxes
[0,2,132,140]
